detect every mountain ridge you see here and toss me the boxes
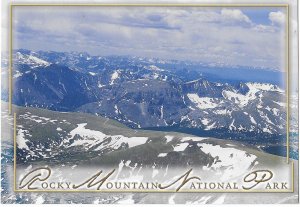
[1,50,289,140]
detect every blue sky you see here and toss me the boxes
[243,8,282,25]
[13,6,286,70]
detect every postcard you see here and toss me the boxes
[1,0,299,204]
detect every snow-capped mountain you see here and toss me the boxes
[14,51,51,68]
[0,49,297,203]
[1,50,289,142]
[1,104,281,168]
[2,103,295,204]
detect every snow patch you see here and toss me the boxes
[165,135,174,143]
[66,123,148,151]
[187,94,218,109]
[17,129,31,151]
[198,143,257,180]
[173,143,189,152]
[110,71,119,85]
[181,137,206,142]
[249,115,257,125]
[158,153,168,157]
[273,101,285,107]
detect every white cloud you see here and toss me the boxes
[221,9,251,24]
[269,11,285,25]
[253,24,276,33]
[12,7,285,70]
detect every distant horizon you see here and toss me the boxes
[9,48,287,89]
[12,48,283,72]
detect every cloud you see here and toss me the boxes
[269,11,285,25]
[253,24,276,33]
[12,7,286,70]
[221,9,251,24]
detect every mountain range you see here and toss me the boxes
[1,49,295,153]
[0,50,298,204]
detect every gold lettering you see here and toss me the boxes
[158,169,201,192]
[19,167,51,190]
[242,170,273,190]
[72,169,115,190]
